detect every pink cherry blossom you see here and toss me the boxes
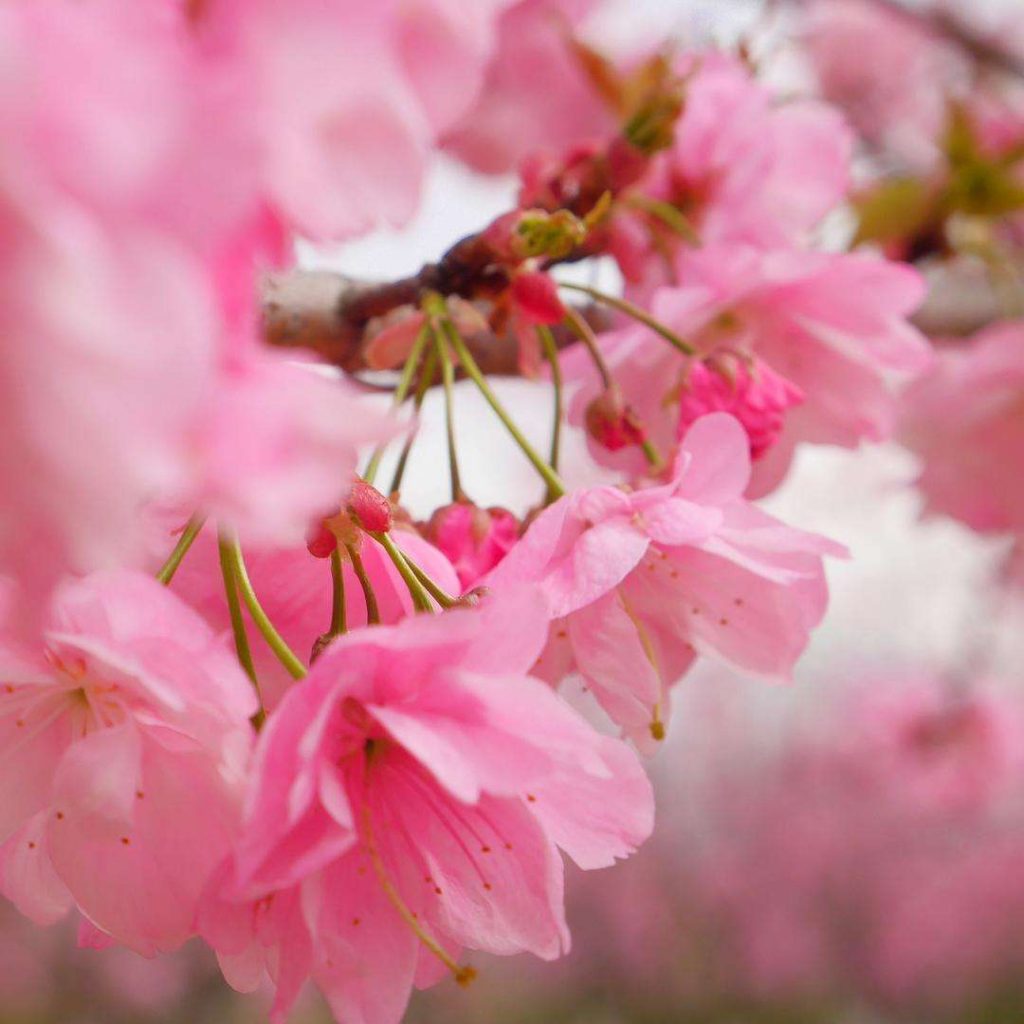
[676,354,805,460]
[641,53,852,254]
[486,414,845,743]
[537,669,1024,1023]
[567,245,932,495]
[193,0,510,242]
[165,520,461,709]
[200,591,652,1024]
[900,320,1024,538]
[424,503,520,590]
[443,0,612,175]
[0,3,403,639]
[804,0,971,170]
[0,570,256,955]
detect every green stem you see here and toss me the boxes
[562,305,613,388]
[363,323,431,486]
[536,324,563,482]
[224,535,307,680]
[626,194,701,245]
[156,515,205,586]
[640,437,665,471]
[403,554,458,609]
[433,322,464,502]
[389,346,438,496]
[373,533,433,613]
[441,319,566,498]
[346,543,380,625]
[329,547,347,636]
[217,532,265,728]
[558,281,696,356]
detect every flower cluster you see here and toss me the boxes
[0,2,973,1023]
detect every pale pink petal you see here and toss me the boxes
[372,750,569,960]
[527,734,654,870]
[675,413,753,506]
[307,849,420,1024]
[0,812,72,926]
[48,738,244,955]
[568,590,665,743]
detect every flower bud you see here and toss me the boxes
[484,208,587,263]
[424,502,520,590]
[511,271,566,326]
[346,480,393,534]
[306,521,337,559]
[585,386,647,451]
[677,354,804,460]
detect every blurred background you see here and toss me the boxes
[6,0,1024,1022]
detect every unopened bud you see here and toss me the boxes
[424,503,520,590]
[511,271,566,326]
[515,209,587,260]
[346,480,393,534]
[484,208,588,263]
[585,386,647,451]
[678,355,804,460]
[306,521,337,559]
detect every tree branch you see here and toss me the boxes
[262,269,610,377]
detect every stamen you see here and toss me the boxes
[618,588,667,742]
[360,803,476,985]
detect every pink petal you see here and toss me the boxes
[373,750,569,960]
[568,590,665,742]
[527,734,654,870]
[307,848,420,1024]
[48,737,244,955]
[674,413,752,505]
[0,812,72,926]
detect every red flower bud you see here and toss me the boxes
[584,386,647,451]
[511,271,566,326]
[306,521,337,559]
[424,502,520,590]
[346,480,393,534]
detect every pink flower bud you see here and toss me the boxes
[425,502,520,590]
[306,521,337,559]
[346,481,393,534]
[585,386,647,451]
[511,271,566,326]
[678,355,804,460]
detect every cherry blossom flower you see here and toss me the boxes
[200,591,652,1024]
[676,354,805,460]
[443,0,612,174]
[423,503,520,591]
[804,0,970,170]
[567,245,932,495]
[486,414,844,744]
[640,54,852,254]
[0,570,256,955]
[900,320,1024,540]
[0,3,402,638]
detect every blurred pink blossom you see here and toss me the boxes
[0,570,256,955]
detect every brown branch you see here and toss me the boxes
[261,269,610,377]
